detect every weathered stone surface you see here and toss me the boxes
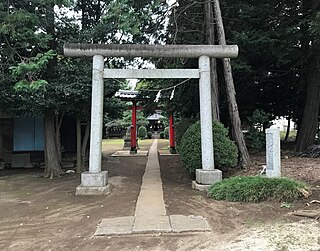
[132,216,171,233]
[75,184,111,196]
[170,215,211,233]
[191,180,211,192]
[81,171,108,187]
[199,56,215,171]
[111,151,148,157]
[266,128,281,177]
[88,55,104,174]
[94,216,134,236]
[196,169,222,185]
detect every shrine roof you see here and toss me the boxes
[114,90,150,101]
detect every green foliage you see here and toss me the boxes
[159,132,165,139]
[208,176,308,202]
[10,50,56,91]
[280,130,297,141]
[147,131,152,139]
[175,117,196,147]
[248,109,271,131]
[118,110,149,128]
[164,126,169,139]
[245,109,271,151]
[179,121,238,175]
[138,126,147,139]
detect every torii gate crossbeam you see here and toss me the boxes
[63,43,238,195]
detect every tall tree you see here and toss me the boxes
[295,0,320,151]
[205,1,220,121]
[213,0,251,167]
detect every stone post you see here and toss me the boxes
[266,128,281,177]
[76,55,110,195]
[193,55,222,191]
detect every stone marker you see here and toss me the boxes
[266,128,281,177]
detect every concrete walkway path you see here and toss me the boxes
[95,139,210,236]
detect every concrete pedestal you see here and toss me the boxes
[76,171,111,195]
[192,169,222,191]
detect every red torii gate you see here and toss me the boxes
[115,90,176,154]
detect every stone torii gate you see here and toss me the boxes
[64,43,238,195]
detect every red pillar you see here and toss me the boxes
[169,113,177,154]
[130,101,137,153]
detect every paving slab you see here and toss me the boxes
[158,151,180,156]
[170,215,211,233]
[134,140,167,218]
[111,150,148,157]
[94,216,134,236]
[133,216,172,234]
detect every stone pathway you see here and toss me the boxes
[111,150,148,157]
[94,139,211,236]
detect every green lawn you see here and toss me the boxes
[102,138,169,150]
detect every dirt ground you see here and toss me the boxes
[0,139,320,251]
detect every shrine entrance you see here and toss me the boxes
[63,43,238,195]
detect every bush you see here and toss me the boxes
[179,121,238,175]
[164,127,169,139]
[208,176,308,202]
[159,132,165,139]
[245,109,271,151]
[138,126,147,139]
[175,117,196,147]
[147,131,152,139]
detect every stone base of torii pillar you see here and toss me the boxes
[192,169,222,192]
[76,171,111,195]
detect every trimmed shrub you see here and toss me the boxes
[147,131,152,139]
[164,127,169,139]
[138,126,147,139]
[179,121,238,175]
[175,117,196,147]
[208,176,308,202]
[159,132,165,139]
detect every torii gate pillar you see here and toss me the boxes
[169,112,176,154]
[130,101,137,153]
[192,56,222,191]
[76,55,110,195]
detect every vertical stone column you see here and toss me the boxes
[76,55,110,195]
[266,128,281,177]
[193,55,222,191]
[169,113,176,154]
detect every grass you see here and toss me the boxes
[208,176,308,202]
[102,138,169,150]
[102,139,124,146]
[280,130,297,141]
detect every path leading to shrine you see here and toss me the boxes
[95,139,211,235]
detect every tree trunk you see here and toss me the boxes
[43,110,64,178]
[76,116,82,173]
[284,116,291,142]
[213,0,252,167]
[205,0,220,121]
[295,1,320,152]
[295,47,320,151]
[55,113,63,164]
[81,121,90,170]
